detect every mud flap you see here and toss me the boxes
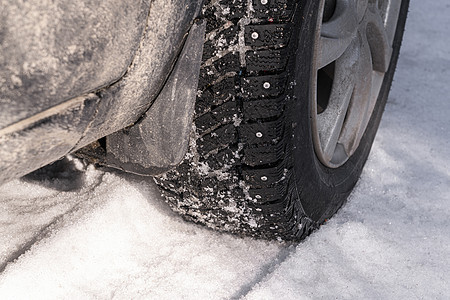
[84,20,206,175]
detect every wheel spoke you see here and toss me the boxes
[312,0,402,167]
[366,2,392,72]
[318,36,352,69]
[321,0,358,39]
[356,0,368,23]
[380,0,402,44]
[318,0,358,68]
[338,31,373,155]
[317,39,358,162]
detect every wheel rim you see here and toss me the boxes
[311,0,402,168]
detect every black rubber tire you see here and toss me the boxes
[154,0,410,241]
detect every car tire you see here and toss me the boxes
[154,0,410,241]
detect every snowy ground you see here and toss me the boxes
[1,1,449,299]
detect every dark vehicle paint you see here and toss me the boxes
[0,0,203,184]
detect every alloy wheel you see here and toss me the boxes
[312,0,402,167]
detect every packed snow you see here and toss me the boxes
[0,1,449,299]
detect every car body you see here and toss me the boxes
[0,0,204,183]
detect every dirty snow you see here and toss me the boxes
[0,1,449,299]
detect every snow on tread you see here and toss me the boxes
[245,49,289,72]
[155,0,316,241]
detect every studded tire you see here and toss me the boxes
[154,0,409,241]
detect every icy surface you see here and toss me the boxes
[0,1,449,298]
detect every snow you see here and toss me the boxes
[0,1,449,299]
[0,169,284,299]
